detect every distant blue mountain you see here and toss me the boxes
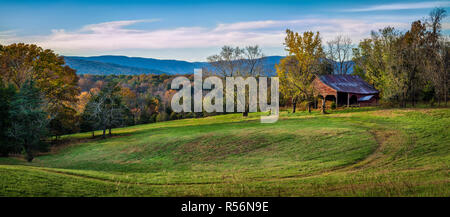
[64,55,352,76]
[64,57,167,75]
[66,55,207,75]
[331,61,355,74]
[64,55,284,75]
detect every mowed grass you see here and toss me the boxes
[0,107,449,196]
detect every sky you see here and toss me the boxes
[0,0,449,61]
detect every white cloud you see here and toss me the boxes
[0,30,17,38]
[442,22,450,29]
[343,1,450,12]
[80,19,159,33]
[0,18,414,60]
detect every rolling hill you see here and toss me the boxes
[0,107,448,196]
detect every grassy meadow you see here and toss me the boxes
[0,107,449,196]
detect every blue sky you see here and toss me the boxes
[0,0,449,61]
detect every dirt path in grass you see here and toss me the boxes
[341,129,401,170]
[250,128,403,182]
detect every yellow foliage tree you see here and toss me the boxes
[277,29,325,113]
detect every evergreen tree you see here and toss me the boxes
[0,82,16,156]
[8,80,49,162]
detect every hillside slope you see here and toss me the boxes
[0,108,449,196]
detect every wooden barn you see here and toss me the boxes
[312,75,379,107]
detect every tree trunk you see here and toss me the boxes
[109,127,112,136]
[92,131,95,138]
[24,145,33,162]
[243,102,249,117]
[102,128,106,139]
[402,93,405,108]
[292,98,297,113]
[445,87,448,105]
[243,107,248,117]
[404,92,407,108]
[26,152,33,162]
[308,102,311,113]
[321,96,327,114]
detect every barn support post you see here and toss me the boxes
[336,94,338,108]
[347,93,350,107]
[321,95,326,113]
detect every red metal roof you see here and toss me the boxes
[318,75,379,94]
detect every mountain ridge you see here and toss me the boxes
[64,57,168,75]
[64,55,284,75]
[64,55,353,75]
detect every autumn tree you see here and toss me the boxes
[137,95,160,124]
[353,27,409,106]
[75,91,92,114]
[48,105,78,141]
[401,20,427,106]
[278,29,325,113]
[120,86,137,123]
[85,82,129,138]
[353,8,449,107]
[277,56,301,113]
[77,74,172,125]
[0,43,79,137]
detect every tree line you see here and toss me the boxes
[277,8,448,113]
[0,44,217,161]
[353,8,448,107]
[0,8,447,161]
[0,44,178,161]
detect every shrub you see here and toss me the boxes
[156,112,169,122]
[169,112,178,120]
[331,102,336,109]
[184,112,194,118]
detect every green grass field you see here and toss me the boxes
[0,107,449,196]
